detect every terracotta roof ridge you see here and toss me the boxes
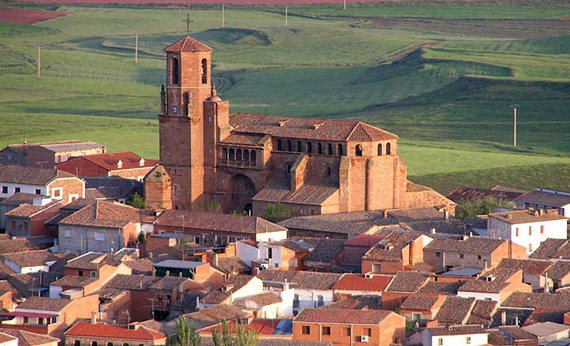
[346,122,367,141]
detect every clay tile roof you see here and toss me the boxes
[0,166,74,185]
[344,234,383,248]
[530,239,569,260]
[256,270,343,290]
[201,275,255,305]
[320,295,382,310]
[400,296,439,311]
[546,261,570,281]
[149,276,189,290]
[427,325,486,336]
[16,296,71,311]
[487,330,511,345]
[215,256,250,275]
[497,258,552,276]
[499,326,537,341]
[489,210,567,224]
[502,292,570,323]
[124,258,156,275]
[446,187,523,203]
[467,299,497,326]
[417,282,462,295]
[0,328,60,346]
[235,292,281,307]
[6,201,61,218]
[164,36,213,52]
[60,151,157,172]
[2,250,58,268]
[104,274,160,291]
[459,267,520,293]
[221,134,265,146]
[294,308,393,325]
[363,231,422,261]
[51,275,98,288]
[424,237,505,254]
[253,184,338,206]
[434,296,476,324]
[387,208,446,222]
[513,189,570,207]
[230,113,397,142]
[0,193,37,206]
[278,217,374,235]
[0,238,38,255]
[60,200,140,228]
[384,272,428,293]
[65,322,165,340]
[303,238,344,264]
[180,304,248,330]
[155,210,285,234]
[332,274,393,292]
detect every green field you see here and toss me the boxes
[0,1,569,194]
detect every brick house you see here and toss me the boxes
[487,209,568,255]
[381,271,430,310]
[0,166,84,203]
[457,266,532,303]
[0,193,37,230]
[0,295,99,339]
[423,237,527,273]
[278,216,379,239]
[56,151,158,182]
[332,273,393,300]
[362,231,432,274]
[64,321,166,346]
[545,261,570,290]
[58,201,142,254]
[5,201,62,238]
[292,308,405,346]
[341,234,383,269]
[1,250,59,274]
[0,140,105,168]
[399,295,445,327]
[153,210,287,245]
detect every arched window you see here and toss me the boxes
[222,148,228,161]
[327,167,331,177]
[297,141,302,152]
[236,149,242,161]
[277,140,282,151]
[287,140,292,151]
[307,142,313,154]
[74,341,81,346]
[338,144,343,156]
[327,143,333,155]
[251,150,257,163]
[244,150,250,162]
[386,143,391,155]
[317,143,323,154]
[201,59,208,84]
[355,144,363,157]
[229,149,235,161]
[92,342,98,346]
[377,143,382,156]
[171,57,179,85]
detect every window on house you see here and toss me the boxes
[364,328,372,337]
[529,226,532,236]
[344,327,351,336]
[386,143,391,155]
[302,326,310,335]
[459,254,464,259]
[317,143,323,154]
[23,222,28,231]
[90,271,97,278]
[297,141,302,152]
[171,57,179,85]
[14,187,21,193]
[268,248,273,259]
[378,143,382,156]
[307,142,313,154]
[515,227,519,237]
[541,225,545,234]
[326,167,332,177]
[64,229,72,238]
[322,326,331,335]
[78,271,83,277]
[107,343,114,346]
[355,144,363,156]
[327,143,333,155]
[92,342,98,346]
[436,252,441,257]
[287,140,292,151]
[38,318,44,325]
[477,255,482,260]
[1,186,7,194]
[277,140,282,151]
[338,144,343,156]
[372,263,381,273]
[95,232,105,241]
[75,341,81,346]
[35,189,41,195]
[23,317,29,324]
[201,59,208,84]
[317,295,324,307]
[10,221,16,230]
[293,294,300,308]
[466,336,471,344]
[438,338,443,346]
[52,188,62,199]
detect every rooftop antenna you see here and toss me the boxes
[510,104,520,147]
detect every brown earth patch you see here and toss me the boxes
[0,8,67,24]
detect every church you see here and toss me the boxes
[144,36,454,217]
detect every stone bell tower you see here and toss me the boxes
[158,36,213,210]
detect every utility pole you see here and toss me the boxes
[135,33,138,64]
[285,6,288,26]
[222,4,225,28]
[37,46,41,79]
[510,104,519,147]
[343,0,347,10]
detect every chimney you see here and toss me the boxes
[431,228,436,235]
[213,253,219,267]
[166,270,170,277]
[443,210,450,220]
[501,311,507,325]
[283,279,290,291]
[178,284,183,294]
[483,259,488,270]
[179,272,183,277]
[91,312,97,324]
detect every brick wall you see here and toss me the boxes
[48,177,84,203]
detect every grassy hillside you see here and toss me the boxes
[0,2,569,193]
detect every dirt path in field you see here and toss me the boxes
[0,8,67,24]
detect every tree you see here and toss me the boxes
[264,202,292,223]
[198,200,223,214]
[170,317,201,346]
[456,196,511,220]
[212,321,259,346]
[128,192,146,209]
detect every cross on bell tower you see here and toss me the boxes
[183,14,192,35]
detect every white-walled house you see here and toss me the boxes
[200,276,264,309]
[236,239,300,271]
[234,286,294,318]
[256,270,343,315]
[2,250,58,274]
[421,325,488,346]
[488,210,568,254]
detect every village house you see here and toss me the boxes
[487,209,568,254]
[513,188,570,217]
[420,325,488,346]
[332,273,393,300]
[165,304,250,334]
[362,231,432,274]
[486,327,538,346]
[499,292,570,325]
[256,270,343,315]
[58,201,143,254]
[278,215,379,239]
[398,295,446,327]
[0,140,105,168]
[301,238,345,272]
[234,291,292,318]
[56,151,158,182]
[521,321,570,345]
[545,261,570,290]
[4,201,62,238]
[292,308,405,346]
[0,328,60,346]
[457,266,532,303]
[64,321,167,346]
[530,238,570,260]
[0,166,84,203]
[381,271,430,310]
[0,296,99,339]
[153,210,287,245]
[1,250,59,274]
[200,275,264,308]
[494,259,552,291]
[236,238,300,271]
[0,193,37,230]
[423,237,527,273]
[341,234,383,270]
